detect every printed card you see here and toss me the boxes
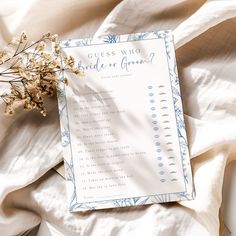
[58,31,194,212]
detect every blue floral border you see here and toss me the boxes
[58,31,195,212]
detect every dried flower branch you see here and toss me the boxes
[0,32,81,116]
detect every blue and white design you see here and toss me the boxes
[58,31,194,212]
[103,34,120,43]
[147,85,168,183]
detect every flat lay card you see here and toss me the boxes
[58,31,194,212]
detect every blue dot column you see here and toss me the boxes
[148,85,165,183]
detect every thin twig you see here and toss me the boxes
[2,38,43,65]
[14,34,23,56]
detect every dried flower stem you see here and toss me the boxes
[0,32,81,116]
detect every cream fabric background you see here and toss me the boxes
[0,0,236,235]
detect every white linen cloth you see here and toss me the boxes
[0,0,236,235]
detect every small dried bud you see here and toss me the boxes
[40,108,47,116]
[52,42,61,54]
[51,34,58,42]
[42,32,51,39]
[64,56,75,68]
[35,41,45,52]
[64,77,68,85]
[73,67,83,75]
[5,104,14,115]
[21,32,27,41]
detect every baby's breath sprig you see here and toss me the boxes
[0,32,81,116]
